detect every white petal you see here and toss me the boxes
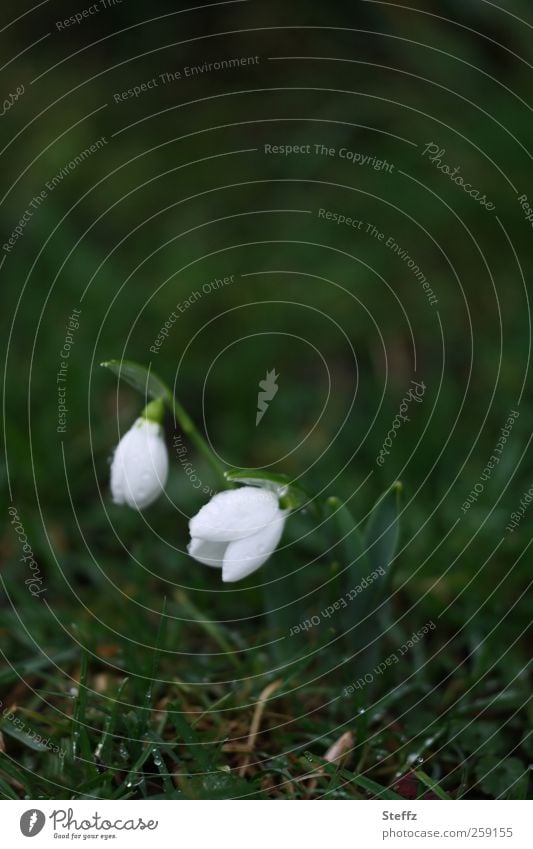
[110,419,168,510]
[189,486,280,543]
[187,537,226,568]
[222,511,286,582]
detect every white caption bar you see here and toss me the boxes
[2,800,530,848]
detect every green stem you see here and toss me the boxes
[161,388,227,487]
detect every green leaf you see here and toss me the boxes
[147,738,175,795]
[323,497,384,672]
[415,769,451,799]
[225,468,291,490]
[111,740,153,799]
[325,497,370,583]
[324,496,379,626]
[0,721,54,752]
[0,775,19,799]
[140,599,168,736]
[95,677,129,765]
[166,702,214,773]
[347,773,404,799]
[0,648,79,687]
[332,766,403,800]
[365,481,402,583]
[225,468,308,508]
[187,771,258,800]
[0,753,36,794]
[321,485,402,670]
[101,359,172,403]
[101,359,171,404]
[71,649,98,777]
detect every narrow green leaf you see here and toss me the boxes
[345,772,404,800]
[95,677,129,765]
[325,497,370,584]
[225,468,308,508]
[101,359,169,404]
[0,722,53,752]
[365,481,402,581]
[72,649,89,760]
[415,768,451,799]
[225,468,292,488]
[167,702,212,772]
[191,691,233,728]
[0,775,19,799]
[0,753,35,794]
[304,753,403,799]
[111,740,152,798]
[323,498,382,669]
[69,647,99,779]
[149,743,174,794]
[0,648,78,687]
[139,600,168,736]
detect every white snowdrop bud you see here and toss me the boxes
[188,486,288,582]
[110,399,168,510]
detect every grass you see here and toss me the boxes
[0,537,530,799]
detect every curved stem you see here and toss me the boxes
[161,387,227,487]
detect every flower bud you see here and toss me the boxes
[110,400,168,510]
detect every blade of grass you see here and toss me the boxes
[139,599,168,736]
[0,647,78,687]
[70,649,99,781]
[167,703,213,774]
[94,677,129,766]
[415,768,451,799]
[365,481,402,586]
[174,591,241,671]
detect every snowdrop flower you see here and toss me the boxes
[188,486,288,582]
[110,399,168,510]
